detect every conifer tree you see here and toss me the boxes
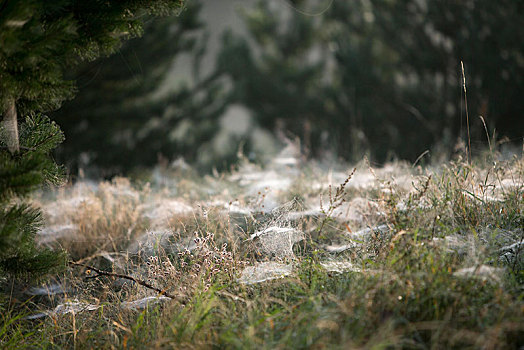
[216,1,326,156]
[0,115,67,277]
[50,1,228,175]
[1,0,184,153]
[219,0,523,162]
[0,0,185,279]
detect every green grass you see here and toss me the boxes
[1,153,523,349]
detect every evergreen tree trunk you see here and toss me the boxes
[1,98,19,154]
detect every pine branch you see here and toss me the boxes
[26,133,60,153]
[68,261,178,300]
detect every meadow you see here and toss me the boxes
[1,143,523,349]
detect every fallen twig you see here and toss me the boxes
[69,261,177,300]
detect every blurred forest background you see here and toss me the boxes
[50,0,524,177]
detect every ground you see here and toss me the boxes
[2,143,523,349]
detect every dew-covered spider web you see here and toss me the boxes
[249,199,306,259]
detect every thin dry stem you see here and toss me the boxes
[461,61,472,164]
[69,261,179,300]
